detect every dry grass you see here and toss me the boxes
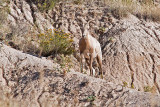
[0,87,20,107]
[4,28,75,58]
[0,0,10,27]
[4,29,40,56]
[53,54,74,75]
[103,0,160,22]
[27,0,60,12]
[104,0,135,18]
[144,85,157,93]
[24,0,160,22]
[136,6,160,22]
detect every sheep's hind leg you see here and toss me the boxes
[85,58,95,76]
[89,54,93,76]
[97,55,103,79]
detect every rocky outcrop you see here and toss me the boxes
[2,0,160,93]
[1,0,160,106]
[7,0,112,37]
[101,15,160,93]
[0,43,160,107]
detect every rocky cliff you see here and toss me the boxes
[1,0,160,106]
[101,16,160,93]
[0,43,160,107]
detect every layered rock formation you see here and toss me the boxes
[0,43,160,107]
[101,15,160,93]
[0,0,160,106]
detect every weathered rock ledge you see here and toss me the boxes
[0,43,160,107]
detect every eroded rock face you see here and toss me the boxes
[0,44,160,107]
[7,0,111,38]
[9,0,54,32]
[4,0,160,93]
[101,15,160,93]
[1,0,160,106]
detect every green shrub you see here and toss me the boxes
[73,0,82,5]
[86,95,96,106]
[139,0,154,5]
[98,27,105,34]
[37,29,74,56]
[144,86,152,92]
[87,95,96,102]
[108,37,116,43]
[144,85,156,93]
[123,81,128,87]
[29,0,61,12]
[131,83,134,89]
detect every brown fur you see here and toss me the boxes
[79,19,103,78]
[79,34,103,78]
[79,37,93,55]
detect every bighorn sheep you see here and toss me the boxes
[79,19,103,78]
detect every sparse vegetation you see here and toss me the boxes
[144,86,153,92]
[3,28,74,58]
[0,0,9,27]
[130,73,134,89]
[1,0,160,106]
[108,37,116,43]
[73,0,82,5]
[0,88,20,107]
[29,0,158,21]
[104,0,136,19]
[25,0,160,22]
[131,83,134,89]
[87,95,96,106]
[104,0,160,22]
[144,85,157,93]
[29,0,61,12]
[54,54,73,75]
[3,29,40,56]
[123,81,128,87]
[37,29,74,56]
[0,42,3,51]
[87,95,96,102]
[98,27,106,35]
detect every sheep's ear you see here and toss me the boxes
[86,19,94,29]
[88,19,94,24]
[84,23,89,29]
[83,23,86,28]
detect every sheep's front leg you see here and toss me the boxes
[89,54,93,76]
[97,55,103,79]
[80,53,83,73]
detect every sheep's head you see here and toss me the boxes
[82,24,89,37]
[81,19,94,37]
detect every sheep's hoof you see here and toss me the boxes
[81,68,83,73]
[100,75,103,79]
[63,70,67,76]
[92,68,95,76]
